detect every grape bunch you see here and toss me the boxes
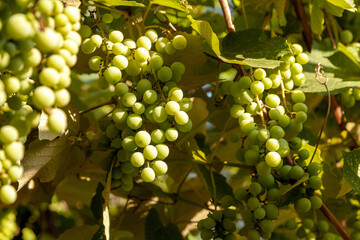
[0,208,17,240]
[0,0,81,204]
[212,43,317,239]
[342,87,360,108]
[197,195,237,240]
[80,8,192,188]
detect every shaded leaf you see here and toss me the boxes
[151,0,191,12]
[343,149,360,195]
[197,164,233,200]
[58,225,99,240]
[310,2,324,34]
[94,0,145,7]
[336,178,353,198]
[299,42,360,94]
[91,183,105,221]
[164,32,217,89]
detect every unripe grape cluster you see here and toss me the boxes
[342,87,360,108]
[0,209,17,239]
[0,0,81,205]
[215,43,323,239]
[80,9,192,188]
[197,195,237,240]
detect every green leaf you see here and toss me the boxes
[58,225,99,240]
[326,0,356,11]
[91,183,105,221]
[93,0,145,7]
[189,18,221,56]
[151,0,191,13]
[197,164,233,200]
[310,2,324,34]
[336,178,353,198]
[299,42,360,94]
[279,173,310,196]
[343,149,360,195]
[145,208,183,240]
[221,29,291,68]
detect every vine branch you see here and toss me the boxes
[320,204,350,240]
[219,0,235,32]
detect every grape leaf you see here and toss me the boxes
[151,0,191,13]
[336,178,353,198]
[326,0,356,11]
[91,183,105,221]
[58,225,99,240]
[299,42,360,94]
[343,149,360,195]
[197,164,233,200]
[310,2,324,35]
[221,29,291,69]
[93,0,145,7]
[145,208,183,240]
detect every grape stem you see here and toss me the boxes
[153,6,177,32]
[320,204,350,240]
[142,2,152,29]
[79,99,115,115]
[291,0,312,51]
[240,0,248,30]
[219,0,235,32]
[151,70,166,101]
[309,63,330,164]
[255,95,267,128]
[323,10,337,50]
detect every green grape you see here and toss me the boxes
[23,48,42,67]
[155,144,169,159]
[171,62,185,77]
[136,79,152,96]
[291,43,303,55]
[122,136,137,152]
[115,82,129,96]
[136,36,152,50]
[265,151,281,167]
[141,167,156,182]
[165,101,180,116]
[102,13,113,23]
[340,29,353,44]
[0,185,17,204]
[47,54,66,72]
[220,195,234,208]
[269,73,281,88]
[155,37,169,53]
[264,204,278,219]
[253,207,266,219]
[121,93,137,108]
[318,220,329,233]
[262,77,273,89]
[88,56,102,71]
[249,182,262,196]
[104,66,122,84]
[296,53,309,65]
[48,109,67,134]
[105,124,119,139]
[223,218,235,231]
[134,130,151,148]
[266,138,279,151]
[110,138,122,149]
[152,106,168,123]
[267,188,280,201]
[151,129,165,144]
[289,137,302,150]
[302,218,314,230]
[152,160,168,175]
[265,94,280,108]
[256,161,271,175]
[257,129,270,143]
[143,90,158,104]
[134,47,150,62]
[250,81,264,95]
[143,145,157,160]
[35,28,61,53]
[203,217,216,229]
[280,165,291,180]
[7,95,22,110]
[6,13,35,40]
[244,149,259,164]
[269,126,285,139]
[200,229,213,240]
[126,114,142,130]
[247,197,260,210]
[165,42,176,55]
[0,125,19,144]
[145,29,158,43]
[258,173,275,188]
[172,35,187,50]
[165,128,178,141]
[308,176,322,190]
[132,102,145,115]
[298,149,309,160]
[157,66,172,82]
[168,87,183,102]
[32,86,55,109]
[130,152,145,167]
[112,108,128,124]
[268,108,280,120]
[290,63,303,75]
[295,198,311,213]
[54,88,71,107]
[307,162,321,176]
[293,102,307,112]
[174,111,189,125]
[112,55,128,70]
[254,68,266,80]
[234,188,248,201]
[149,54,163,70]
[113,43,130,56]
[239,119,255,133]
[289,165,304,179]
[259,219,275,233]
[247,229,260,240]
[177,120,193,133]
[125,60,141,76]
[109,30,124,43]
